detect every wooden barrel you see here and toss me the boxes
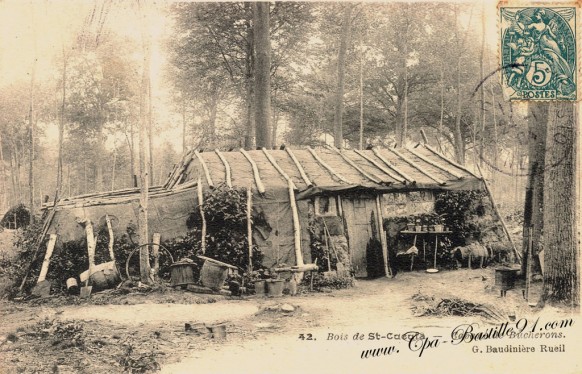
[200,261,229,291]
[170,263,195,287]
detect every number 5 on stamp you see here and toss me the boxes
[500,5,577,101]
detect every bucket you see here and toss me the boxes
[200,261,229,291]
[266,279,285,297]
[170,262,195,287]
[66,278,79,295]
[210,323,227,340]
[254,280,267,296]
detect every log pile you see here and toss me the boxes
[413,296,505,321]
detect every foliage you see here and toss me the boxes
[0,204,31,229]
[0,221,45,296]
[187,184,263,271]
[303,272,354,291]
[434,190,487,247]
[118,342,161,373]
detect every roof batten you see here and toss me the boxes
[371,147,415,183]
[262,148,298,190]
[215,149,232,187]
[389,148,446,185]
[408,146,464,179]
[195,150,215,188]
[327,146,383,184]
[423,144,481,179]
[353,149,404,184]
[307,147,352,184]
[285,148,313,187]
[240,148,266,194]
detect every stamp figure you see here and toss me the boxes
[500,6,577,100]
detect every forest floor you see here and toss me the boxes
[1,266,579,374]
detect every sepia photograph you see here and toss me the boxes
[0,0,579,373]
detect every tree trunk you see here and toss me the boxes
[478,2,485,168]
[138,2,153,284]
[148,78,154,185]
[522,103,548,276]
[542,102,578,306]
[333,4,352,149]
[56,48,67,203]
[181,98,187,154]
[95,132,104,192]
[253,2,272,149]
[0,133,6,213]
[244,2,254,150]
[453,5,465,165]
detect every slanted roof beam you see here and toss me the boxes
[215,149,232,188]
[327,146,383,184]
[408,145,464,179]
[353,149,404,184]
[262,148,298,190]
[307,147,352,184]
[389,148,446,185]
[371,147,415,184]
[423,144,481,179]
[240,148,266,194]
[285,148,313,187]
[195,150,215,188]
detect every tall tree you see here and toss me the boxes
[253,2,272,149]
[333,3,353,149]
[542,102,578,305]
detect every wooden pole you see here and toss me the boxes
[476,163,521,262]
[152,232,161,280]
[197,178,206,254]
[375,195,391,277]
[84,220,96,285]
[105,214,115,262]
[246,185,253,274]
[37,234,57,283]
[288,179,304,268]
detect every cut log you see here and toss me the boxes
[152,232,161,278]
[240,148,266,194]
[285,148,313,187]
[37,234,57,283]
[197,178,207,254]
[307,147,352,184]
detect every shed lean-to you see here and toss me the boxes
[40,146,483,278]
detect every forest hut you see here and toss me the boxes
[38,145,486,279]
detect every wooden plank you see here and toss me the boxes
[37,234,57,283]
[240,148,266,194]
[375,196,391,277]
[342,198,368,277]
[307,147,352,184]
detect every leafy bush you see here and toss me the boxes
[0,221,45,296]
[0,203,31,229]
[187,184,263,271]
[435,190,487,247]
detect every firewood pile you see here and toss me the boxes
[412,293,505,321]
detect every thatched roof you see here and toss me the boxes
[164,145,482,198]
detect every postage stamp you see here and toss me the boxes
[500,6,577,101]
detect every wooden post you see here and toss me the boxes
[152,232,161,279]
[246,185,253,274]
[105,214,115,262]
[37,234,57,283]
[197,178,206,254]
[85,220,96,285]
[375,195,391,277]
[288,179,304,269]
[476,164,521,262]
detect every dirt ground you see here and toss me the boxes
[1,267,579,374]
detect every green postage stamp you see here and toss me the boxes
[500,6,577,101]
